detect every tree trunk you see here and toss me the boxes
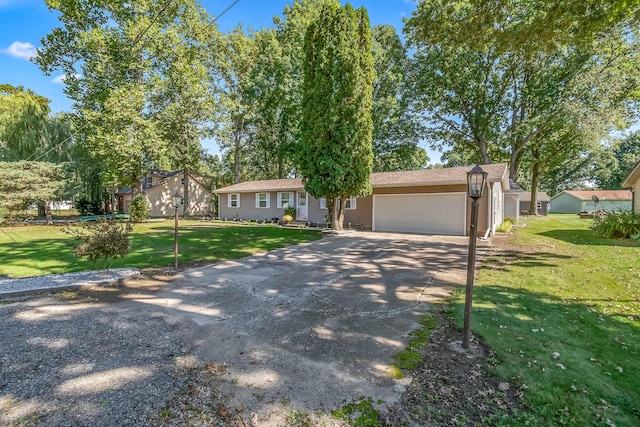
[233,115,245,184]
[327,197,335,229]
[44,200,53,225]
[529,149,541,216]
[37,202,46,219]
[477,137,490,164]
[182,167,190,218]
[334,196,346,231]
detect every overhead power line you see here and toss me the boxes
[204,0,241,31]
[133,0,175,46]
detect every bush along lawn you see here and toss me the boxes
[452,214,640,425]
[0,220,322,278]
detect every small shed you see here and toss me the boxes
[520,192,551,215]
[550,190,632,213]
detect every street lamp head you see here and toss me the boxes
[173,192,182,209]
[467,165,488,199]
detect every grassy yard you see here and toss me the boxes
[452,214,640,425]
[0,220,322,278]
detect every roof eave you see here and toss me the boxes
[622,161,640,188]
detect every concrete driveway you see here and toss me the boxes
[1,232,472,426]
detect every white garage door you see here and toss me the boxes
[373,193,466,235]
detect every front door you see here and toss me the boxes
[297,191,308,220]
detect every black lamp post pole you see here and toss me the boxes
[463,196,480,349]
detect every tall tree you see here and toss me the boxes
[405,1,640,186]
[299,3,374,230]
[148,4,218,216]
[211,26,257,184]
[37,0,217,196]
[371,25,428,171]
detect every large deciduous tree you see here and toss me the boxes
[298,3,374,230]
[371,25,428,171]
[211,26,257,184]
[37,0,217,199]
[405,0,640,197]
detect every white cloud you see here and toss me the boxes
[2,41,37,60]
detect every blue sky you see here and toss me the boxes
[0,0,441,159]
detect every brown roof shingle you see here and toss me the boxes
[559,190,632,201]
[215,163,508,193]
[520,192,551,202]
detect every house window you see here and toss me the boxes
[143,176,153,186]
[228,193,240,208]
[319,197,356,209]
[255,193,270,208]
[344,196,356,210]
[181,178,184,185]
[277,192,293,208]
[537,201,542,209]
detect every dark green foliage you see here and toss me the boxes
[75,196,106,216]
[593,131,640,190]
[590,211,640,239]
[370,25,427,172]
[299,3,374,229]
[63,220,134,271]
[128,195,150,223]
[0,161,66,223]
[283,206,296,219]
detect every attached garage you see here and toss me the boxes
[373,192,467,235]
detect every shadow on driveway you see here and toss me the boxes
[0,232,474,426]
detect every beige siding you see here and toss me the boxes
[344,196,373,228]
[504,194,519,222]
[634,181,640,212]
[145,173,213,217]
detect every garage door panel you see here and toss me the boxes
[374,193,466,235]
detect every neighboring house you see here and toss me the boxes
[520,192,551,215]
[621,161,640,212]
[215,163,510,236]
[117,170,213,216]
[504,180,526,222]
[549,190,632,213]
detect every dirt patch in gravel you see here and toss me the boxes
[384,311,526,426]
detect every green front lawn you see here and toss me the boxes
[0,220,322,278]
[452,214,640,425]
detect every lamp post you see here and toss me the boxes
[463,165,488,349]
[173,192,182,270]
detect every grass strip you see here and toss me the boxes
[0,220,322,278]
[452,214,640,425]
